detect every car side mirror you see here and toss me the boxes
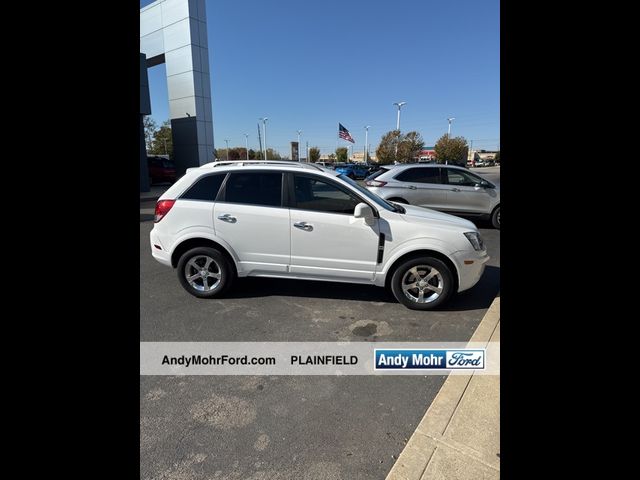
[354,203,375,225]
[477,180,493,189]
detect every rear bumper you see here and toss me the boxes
[150,229,172,267]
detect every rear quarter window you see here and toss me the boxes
[181,174,226,201]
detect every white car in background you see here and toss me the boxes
[150,161,489,310]
[365,164,500,229]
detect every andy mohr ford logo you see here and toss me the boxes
[374,349,485,370]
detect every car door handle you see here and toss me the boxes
[217,214,237,223]
[293,222,314,231]
[408,185,417,190]
[450,188,461,192]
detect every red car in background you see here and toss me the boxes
[148,156,176,184]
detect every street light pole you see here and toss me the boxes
[244,134,249,160]
[393,101,407,131]
[224,139,229,160]
[364,126,370,163]
[447,117,455,137]
[393,102,406,160]
[297,130,302,161]
[259,118,268,160]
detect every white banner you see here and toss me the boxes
[140,342,499,375]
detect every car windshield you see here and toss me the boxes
[338,174,398,212]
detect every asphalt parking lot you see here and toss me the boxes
[140,171,500,479]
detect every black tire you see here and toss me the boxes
[491,205,500,230]
[177,247,234,298]
[348,173,356,180]
[388,197,409,204]
[390,256,454,310]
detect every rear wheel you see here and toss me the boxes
[491,205,500,229]
[177,247,234,298]
[348,172,356,180]
[390,257,454,310]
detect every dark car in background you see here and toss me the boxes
[148,156,176,184]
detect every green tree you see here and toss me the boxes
[328,153,336,160]
[495,151,500,164]
[434,135,469,166]
[335,147,348,162]
[149,121,173,157]
[376,130,425,164]
[397,131,424,162]
[143,116,157,151]
[265,148,282,160]
[309,147,321,163]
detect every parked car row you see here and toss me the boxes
[150,160,490,310]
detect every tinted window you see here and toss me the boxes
[444,169,481,186]
[182,174,226,201]
[395,167,441,183]
[225,172,282,207]
[365,167,389,180]
[294,175,360,214]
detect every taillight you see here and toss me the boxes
[365,180,387,187]
[154,200,176,223]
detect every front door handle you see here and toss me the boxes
[450,188,461,192]
[217,214,237,223]
[293,222,314,231]
[408,185,417,190]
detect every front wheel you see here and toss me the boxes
[491,205,500,229]
[390,257,454,310]
[177,247,234,298]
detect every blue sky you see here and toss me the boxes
[142,0,499,156]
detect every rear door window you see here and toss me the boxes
[223,172,283,207]
[395,168,441,184]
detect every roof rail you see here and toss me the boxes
[202,160,325,172]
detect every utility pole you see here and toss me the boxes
[244,134,249,160]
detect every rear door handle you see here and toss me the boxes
[293,222,314,231]
[217,214,237,223]
[450,188,461,192]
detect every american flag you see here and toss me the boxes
[338,123,355,143]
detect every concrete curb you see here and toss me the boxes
[386,296,500,480]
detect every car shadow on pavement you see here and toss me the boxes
[223,265,499,312]
[439,265,500,311]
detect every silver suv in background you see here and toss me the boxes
[365,164,500,229]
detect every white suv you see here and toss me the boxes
[150,161,489,310]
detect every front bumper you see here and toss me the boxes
[451,250,491,292]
